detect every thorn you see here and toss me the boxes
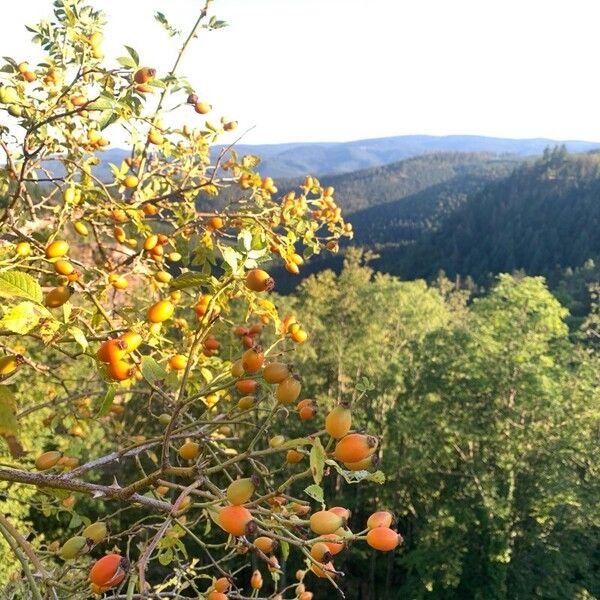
[109,477,122,489]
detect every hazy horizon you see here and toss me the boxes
[2,0,600,145]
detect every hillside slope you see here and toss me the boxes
[316,152,520,215]
[390,148,600,282]
[271,152,524,289]
[274,148,600,298]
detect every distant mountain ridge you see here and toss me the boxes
[80,134,600,180]
[216,135,600,178]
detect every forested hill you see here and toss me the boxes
[315,151,521,215]
[388,148,600,283]
[273,148,600,300]
[270,151,524,286]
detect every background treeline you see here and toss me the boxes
[272,251,600,599]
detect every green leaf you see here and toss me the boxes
[361,376,375,391]
[97,109,118,131]
[207,17,228,30]
[200,367,213,383]
[62,301,72,323]
[68,326,88,350]
[173,537,188,558]
[140,356,167,384]
[158,548,173,566]
[239,230,252,251]
[165,371,180,391]
[0,271,42,303]
[154,12,181,37]
[251,232,266,251]
[0,388,18,435]
[280,539,290,561]
[86,96,114,111]
[97,387,115,417]
[169,272,206,291]
[1,301,39,334]
[304,484,324,504]
[123,45,139,67]
[310,438,326,485]
[281,437,311,449]
[221,246,239,272]
[68,512,82,529]
[117,56,137,69]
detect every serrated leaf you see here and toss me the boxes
[140,355,167,384]
[123,45,139,67]
[304,484,324,504]
[200,367,213,383]
[170,272,206,291]
[0,391,18,435]
[1,301,39,334]
[221,246,239,271]
[0,387,15,405]
[97,387,115,417]
[238,230,252,251]
[281,437,311,449]
[97,109,118,131]
[154,11,181,37]
[68,512,82,529]
[165,371,180,391]
[0,271,42,303]
[117,56,137,69]
[361,376,374,391]
[68,326,88,350]
[310,438,326,485]
[86,96,114,111]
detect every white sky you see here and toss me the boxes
[1,0,599,145]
